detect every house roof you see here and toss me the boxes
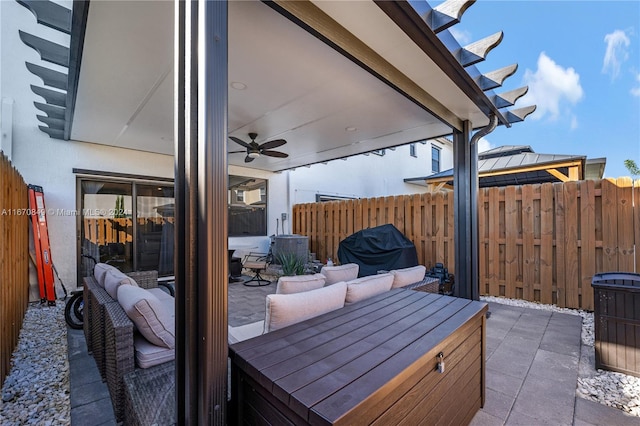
[405,145,603,188]
[18,0,535,173]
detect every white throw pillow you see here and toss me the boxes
[118,285,175,349]
[276,273,326,294]
[104,269,138,300]
[345,273,394,304]
[94,263,119,287]
[264,281,347,333]
[390,265,427,289]
[320,263,359,285]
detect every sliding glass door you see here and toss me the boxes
[78,176,174,281]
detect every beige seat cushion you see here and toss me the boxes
[104,269,138,300]
[276,273,326,294]
[345,273,394,304]
[320,263,359,285]
[390,265,427,289]
[134,333,175,368]
[264,282,347,333]
[94,263,119,287]
[118,285,175,349]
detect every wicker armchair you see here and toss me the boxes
[83,270,158,379]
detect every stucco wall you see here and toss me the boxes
[289,140,453,204]
[1,1,174,291]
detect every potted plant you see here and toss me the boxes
[277,252,306,276]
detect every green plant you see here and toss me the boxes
[277,252,306,276]
[624,159,640,177]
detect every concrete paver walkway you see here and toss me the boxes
[67,282,638,425]
[470,302,638,426]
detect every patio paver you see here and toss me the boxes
[66,282,638,425]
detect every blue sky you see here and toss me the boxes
[424,1,640,178]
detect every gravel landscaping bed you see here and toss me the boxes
[482,295,640,417]
[0,302,70,425]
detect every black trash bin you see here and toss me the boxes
[591,272,640,377]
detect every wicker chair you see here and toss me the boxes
[102,277,174,423]
[84,271,158,380]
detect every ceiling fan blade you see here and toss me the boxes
[230,136,251,149]
[262,150,289,158]
[259,139,286,150]
[229,150,246,154]
[244,155,255,163]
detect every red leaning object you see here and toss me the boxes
[28,185,56,305]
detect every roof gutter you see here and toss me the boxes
[374,1,510,128]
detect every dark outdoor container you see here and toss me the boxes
[591,272,640,377]
[337,224,418,277]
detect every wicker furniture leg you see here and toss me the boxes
[123,361,176,426]
[88,282,117,379]
[82,278,92,354]
[104,302,135,422]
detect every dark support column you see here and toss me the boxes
[175,1,228,424]
[453,120,479,300]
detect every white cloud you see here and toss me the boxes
[520,52,584,123]
[570,115,578,130]
[477,137,493,154]
[449,27,472,45]
[602,30,631,80]
[632,72,640,97]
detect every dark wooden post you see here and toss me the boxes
[175,0,228,424]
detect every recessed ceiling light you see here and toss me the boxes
[230,81,247,90]
[345,126,357,132]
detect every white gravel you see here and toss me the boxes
[482,295,640,417]
[0,302,70,425]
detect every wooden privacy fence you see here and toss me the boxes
[0,153,29,388]
[293,177,640,311]
[83,217,172,246]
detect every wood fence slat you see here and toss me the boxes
[488,187,500,296]
[434,192,445,266]
[478,189,488,295]
[521,184,535,302]
[617,177,635,272]
[540,183,554,304]
[564,181,580,308]
[446,190,454,270]
[554,183,566,307]
[601,178,619,271]
[635,179,640,272]
[504,186,517,299]
[580,180,596,310]
[0,154,28,389]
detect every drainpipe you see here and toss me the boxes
[470,114,498,147]
[470,114,498,301]
[454,114,498,301]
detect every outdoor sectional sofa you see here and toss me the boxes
[84,265,175,424]
[229,263,437,341]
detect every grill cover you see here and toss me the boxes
[337,224,418,277]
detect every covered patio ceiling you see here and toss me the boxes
[62,0,531,172]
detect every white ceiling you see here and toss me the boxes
[71,1,487,172]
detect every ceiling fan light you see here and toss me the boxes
[248,151,260,159]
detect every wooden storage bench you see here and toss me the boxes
[229,288,487,425]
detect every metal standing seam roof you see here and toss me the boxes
[406,145,589,187]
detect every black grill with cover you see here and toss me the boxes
[337,224,418,277]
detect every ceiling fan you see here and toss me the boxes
[229,132,288,163]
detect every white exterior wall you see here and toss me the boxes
[289,140,453,205]
[1,1,174,290]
